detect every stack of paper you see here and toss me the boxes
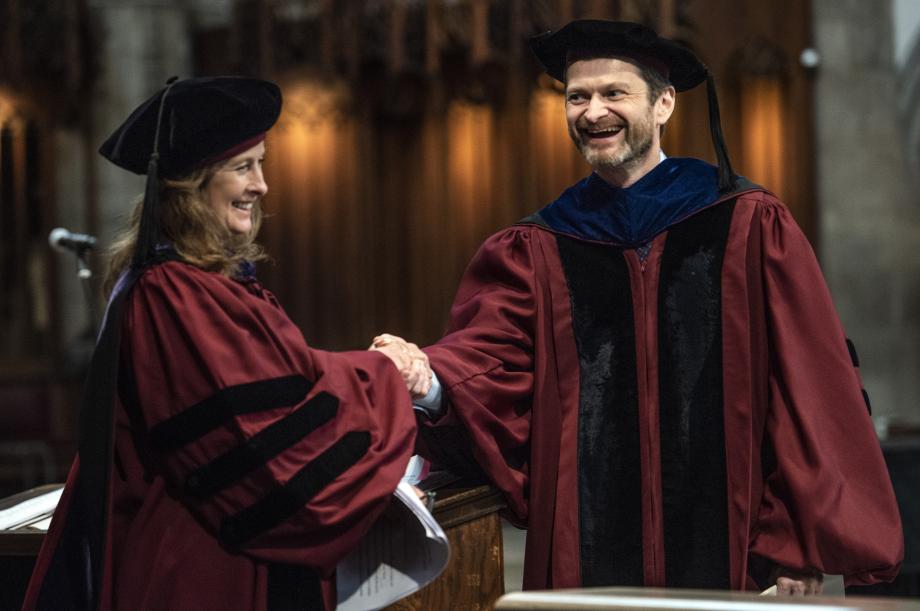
[0,486,63,531]
[336,480,450,611]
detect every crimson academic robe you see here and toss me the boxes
[24,260,416,610]
[421,159,903,592]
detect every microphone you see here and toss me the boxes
[48,227,98,253]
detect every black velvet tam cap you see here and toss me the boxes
[529,20,707,91]
[99,76,282,178]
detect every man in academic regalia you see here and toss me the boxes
[391,20,903,595]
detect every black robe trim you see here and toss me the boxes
[35,475,97,610]
[183,392,340,499]
[219,431,371,547]
[554,235,643,586]
[148,375,314,451]
[118,348,160,484]
[35,252,182,610]
[267,563,324,611]
[657,199,735,588]
[861,390,872,415]
[845,338,860,367]
[116,343,331,611]
[844,338,872,414]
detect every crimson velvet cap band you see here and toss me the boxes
[529,19,707,90]
[99,76,281,178]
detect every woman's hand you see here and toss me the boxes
[370,333,432,399]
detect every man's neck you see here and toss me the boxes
[593,147,664,189]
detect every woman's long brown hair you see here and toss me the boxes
[102,164,268,295]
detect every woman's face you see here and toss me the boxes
[205,141,267,235]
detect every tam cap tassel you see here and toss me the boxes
[132,76,179,268]
[705,72,738,193]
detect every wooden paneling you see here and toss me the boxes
[0,115,53,363]
[244,0,814,352]
[677,0,816,237]
[259,79,590,350]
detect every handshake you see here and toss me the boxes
[369,333,433,399]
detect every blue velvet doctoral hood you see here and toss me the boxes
[536,157,729,247]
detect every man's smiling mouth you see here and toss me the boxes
[585,126,624,139]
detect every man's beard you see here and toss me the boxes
[569,112,656,171]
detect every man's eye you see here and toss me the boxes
[606,90,625,99]
[566,93,586,103]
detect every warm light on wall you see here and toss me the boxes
[0,91,14,125]
[267,78,352,217]
[447,101,493,207]
[530,88,568,155]
[530,88,591,197]
[277,79,350,130]
[739,77,785,199]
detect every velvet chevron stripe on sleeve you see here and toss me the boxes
[148,375,314,450]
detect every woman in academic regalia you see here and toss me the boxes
[23,77,429,611]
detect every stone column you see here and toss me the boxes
[55,0,192,367]
[52,126,96,374]
[813,0,920,427]
[90,0,192,249]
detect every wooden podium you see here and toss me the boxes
[386,484,506,610]
[0,483,507,611]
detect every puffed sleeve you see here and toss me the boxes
[748,199,903,586]
[121,261,416,572]
[422,228,537,521]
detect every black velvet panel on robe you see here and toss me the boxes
[658,200,735,588]
[267,563,324,611]
[555,235,643,587]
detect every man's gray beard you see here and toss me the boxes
[570,118,655,171]
[581,135,653,170]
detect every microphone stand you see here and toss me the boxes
[73,246,100,338]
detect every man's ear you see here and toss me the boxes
[656,86,676,126]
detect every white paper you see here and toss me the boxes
[0,487,63,531]
[401,455,427,486]
[335,481,450,611]
[28,516,55,531]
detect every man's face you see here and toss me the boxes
[565,58,674,177]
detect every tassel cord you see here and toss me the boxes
[706,72,738,193]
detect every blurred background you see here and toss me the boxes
[1,0,919,598]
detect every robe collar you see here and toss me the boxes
[537,157,723,247]
[133,242,258,282]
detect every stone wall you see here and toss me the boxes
[813,0,920,427]
[54,0,194,359]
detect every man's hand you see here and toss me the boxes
[369,333,432,398]
[771,567,824,596]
